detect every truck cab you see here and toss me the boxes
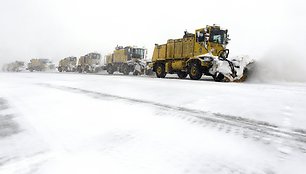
[77,53,101,73]
[194,25,229,57]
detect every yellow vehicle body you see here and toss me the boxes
[27,59,54,72]
[106,47,129,64]
[105,46,146,75]
[152,25,230,80]
[58,57,77,72]
[77,53,101,73]
[2,61,25,72]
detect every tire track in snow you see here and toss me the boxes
[38,83,306,154]
[0,98,21,167]
[0,98,20,138]
[0,97,50,172]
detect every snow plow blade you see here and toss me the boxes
[231,56,254,82]
[212,55,255,82]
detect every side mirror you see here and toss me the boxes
[218,49,229,59]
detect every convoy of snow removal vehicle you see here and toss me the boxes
[2,25,254,82]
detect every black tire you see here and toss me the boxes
[94,67,100,73]
[78,66,82,73]
[213,72,225,82]
[133,71,139,76]
[84,66,89,73]
[145,69,153,76]
[177,71,188,79]
[155,63,166,78]
[123,64,130,75]
[188,62,202,80]
[107,65,114,74]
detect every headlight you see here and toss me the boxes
[202,56,213,61]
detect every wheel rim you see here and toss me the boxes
[157,66,162,75]
[191,66,197,76]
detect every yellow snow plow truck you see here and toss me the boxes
[77,53,101,73]
[27,59,55,72]
[152,25,253,82]
[58,56,77,72]
[2,61,25,72]
[105,46,149,75]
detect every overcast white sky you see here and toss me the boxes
[0,0,305,65]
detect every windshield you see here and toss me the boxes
[131,48,145,59]
[209,29,227,44]
[70,57,76,61]
[41,59,49,63]
[90,54,101,59]
[196,30,205,42]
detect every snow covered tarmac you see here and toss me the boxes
[0,72,306,174]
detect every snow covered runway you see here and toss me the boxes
[0,72,306,174]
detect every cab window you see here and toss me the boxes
[209,29,226,44]
[196,31,205,42]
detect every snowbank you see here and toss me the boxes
[1,73,306,174]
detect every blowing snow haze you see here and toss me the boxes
[1,0,306,81]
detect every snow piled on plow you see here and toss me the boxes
[221,55,254,82]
